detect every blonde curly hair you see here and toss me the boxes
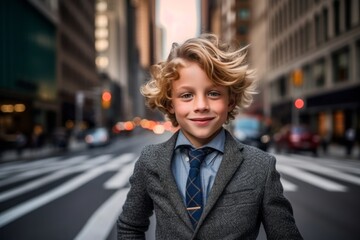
[140,33,257,127]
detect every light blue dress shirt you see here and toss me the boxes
[172,128,225,206]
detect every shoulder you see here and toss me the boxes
[242,144,274,161]
[137,131,178,163]
[141,132,177,153]
[225,130,275,165]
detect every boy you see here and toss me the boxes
[117,34,303,239]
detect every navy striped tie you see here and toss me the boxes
[186,147,212,229]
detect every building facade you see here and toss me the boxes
[58,0,99,132]
[94,0,158,127]
[0,0,100,149]
[0,0,58,147]
[261,0,360,142]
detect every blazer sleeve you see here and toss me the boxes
[261,155,303,240]
[117,147,154,240]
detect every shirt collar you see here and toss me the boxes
[175,128,225,154]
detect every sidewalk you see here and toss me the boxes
[0,137,87,163]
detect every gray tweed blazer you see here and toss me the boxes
[117,130,303,240]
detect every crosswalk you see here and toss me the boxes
[0,152,360,239]
[0,153,137,239]
[276,154,360,192]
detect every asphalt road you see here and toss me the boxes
[0,129,359,240]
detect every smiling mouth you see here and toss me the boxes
[190,117,215,123]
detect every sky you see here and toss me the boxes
[158,0,200,60]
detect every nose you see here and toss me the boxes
[194,95,209,112]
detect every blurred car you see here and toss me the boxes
[84,127,110,148]
[273,124,320,156]
[231,116,271,151]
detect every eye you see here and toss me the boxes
[208,91,221,98]
[180,93,193,100]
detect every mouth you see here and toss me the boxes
[190,117,215,125]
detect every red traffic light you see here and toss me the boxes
[102,91,112,102]
[102,91,112,109]
[294,98,304,109]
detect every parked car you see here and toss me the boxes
[231,116,271,151]
[273,124,320,156]
[84,127,110,148]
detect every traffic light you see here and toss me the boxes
[102,90,111,109]
[294,98,304,109]
[292,69,303,87]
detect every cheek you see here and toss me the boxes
[170,100,188,115]
[214,100,231,113]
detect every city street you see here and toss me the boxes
[0,129,360,240]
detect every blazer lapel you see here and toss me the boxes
[197,131,245,230]
[155,131,194,229]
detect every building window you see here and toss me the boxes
[322,8,328,41]
[357,41,360,82]
[332,48,350,83]
[314,59,325,87]
[278,77,287,97]
[333,0,340,35]
[303,65,311,89]
[334,110,345,138]
[345,0,351,30]
[315,14,321,45]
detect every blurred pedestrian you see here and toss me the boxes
[321,130,331,154]
[31,124,44,149]
[15,131,27,156]
[117,34,303,239]
[344,127,355,156]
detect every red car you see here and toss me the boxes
[273,125,320,156]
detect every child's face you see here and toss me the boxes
[169,60,233,148]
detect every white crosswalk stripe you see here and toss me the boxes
[0,155,88,187]
[277,164,347,192]
[75,187,130,240]
[280,178,298,191]
[275,154,360,192]
[104,159,136,189]
[0,156,61,175]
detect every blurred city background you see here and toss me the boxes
[0,0,359,239]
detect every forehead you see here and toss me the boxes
[175,62,209,84]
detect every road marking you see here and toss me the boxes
[280,178,298,191]
[0,154,113,203]
[74,188,130,240]
[316,162,360,175]
[104,159,137,189]
[0,153,134,228]
[289,162,360,186]
[0,156,61,177]
[277,165,347,192]
[0,155,88,188]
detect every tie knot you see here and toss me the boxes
[188,147,213,169]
